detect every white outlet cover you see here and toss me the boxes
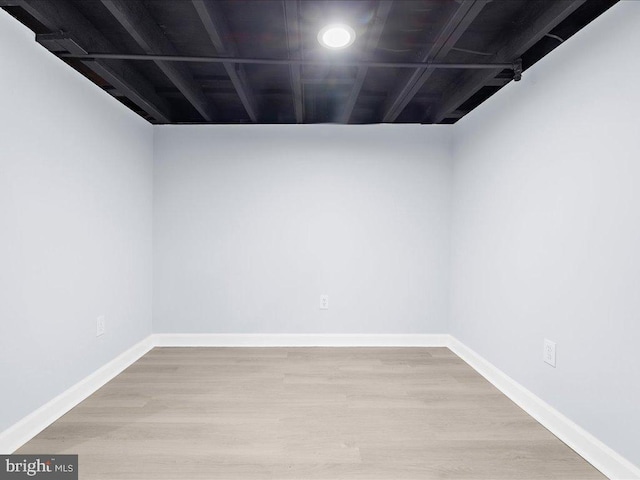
[543,339,556,367]
[319,295,329,310]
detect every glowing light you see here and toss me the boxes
[318,24,355,49]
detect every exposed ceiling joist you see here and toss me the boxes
[14,0,171,123]
[57,52,515,70]
[2,0,611,125]
[100,0,216,122]
[340,0,393,124]
[444,110,466,119]
[191,0,258,122]
[303,78,353,86]
[484,77,512,87]
[431,0,587,123]
[382,0,489,122]
[283,0,304,123]
[157,89,421,103]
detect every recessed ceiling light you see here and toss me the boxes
[318,24,356,49]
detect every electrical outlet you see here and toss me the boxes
[319,294,329,310]
[543,339,556,367]
[96,315,106,337]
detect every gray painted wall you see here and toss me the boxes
[2,0,638,471]
[153,125,453,334]
[0,12,153,432]
[450,1,640,467]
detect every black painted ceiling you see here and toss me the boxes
[1,0,617,124]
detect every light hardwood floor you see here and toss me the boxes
[17,347,605,479]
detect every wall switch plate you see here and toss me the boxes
[96,315,106,337]
[543,339,556,367]
[319,294,329,310]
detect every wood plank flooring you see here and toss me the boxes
[17,347,605,479]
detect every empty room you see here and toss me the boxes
[1,0,639,478]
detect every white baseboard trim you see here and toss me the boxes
[0,335,154,454]
[447,336,640,480]
[152,333,449,347]
[0,333,445,453]
[3,333,637,479]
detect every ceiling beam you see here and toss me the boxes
[191,0,258,122]
[59,52,515,71]
[283,0,304,123]
[303,78,354,86]
[382,0,489,122]
[157,90,429,104]
[484,77,512,87]
[340,0,393,124]
[100,0,216,122]
[13,0,171,123]
[431,0,586,123]
[444,110,466,119]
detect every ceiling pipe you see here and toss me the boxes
[56,52,521,75]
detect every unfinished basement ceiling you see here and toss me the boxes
[1,0,617,124]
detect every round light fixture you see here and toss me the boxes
[318,24,356,49]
